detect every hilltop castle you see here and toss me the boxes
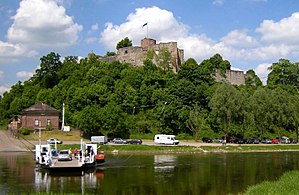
[99,38,184,73]
[97,38,246,85]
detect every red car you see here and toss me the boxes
[272,139,279,144]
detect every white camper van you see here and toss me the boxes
[91,136,108,144]
[154,134,179,145]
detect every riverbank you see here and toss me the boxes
[55,142,299,154]
[244,170,299,194]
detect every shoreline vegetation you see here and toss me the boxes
[56,143,299,154]
[244,170,299,194]
[17,129,299,154]
[17,130,299,194]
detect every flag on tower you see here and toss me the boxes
[142,22,148,27]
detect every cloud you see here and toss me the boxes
[99,6,299,84]
[254,63,271,84]
[85,37,98,44]
[0,85,10,96]
[91,23,99,31]
[212,0,225,6]
[100,6,189,50]
[0,71,4,81]
[256,12,299,45]
[0,41,37,62]
[221,30,257,48]
[6,0,82,51]
[16,71,33,80]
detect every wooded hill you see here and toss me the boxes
[1,52,299,140]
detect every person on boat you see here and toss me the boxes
[73,148,78,158]
[90,147,94,156]
[69,148,72,158]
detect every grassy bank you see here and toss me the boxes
[53,144,299,154]
[21,129,87,141]
[244,170,299,194]
[19,130,299,153]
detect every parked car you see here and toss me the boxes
[290,138,298,144]
[261,137,272,144]
[214,138,223,143]
[128,139,142,144]
[253,138,260,144]
[224,136,235,143]
[234,138,245,144]
[202,137,212,143]
[112,138,127,144]
[280,136,290,144]
[47,138,63,144]
[271,138,279,144]
[58,150,72,161]
[246,138,254,144]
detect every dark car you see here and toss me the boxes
[112,138,127,144]
[246,138,254,144]
[234,138,245,144]
[128,139,142,144]
[290,138,298,144]
[253,138,260,144]
[202,137,212,143]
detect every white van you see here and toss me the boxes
[154,134,179,145]
[280,136,290,144]
[91,136,108,144]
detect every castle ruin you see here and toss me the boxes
[100,38,184,73]
[98,38,246,85]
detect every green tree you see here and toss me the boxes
[34,52,62,88]
[106,51,116,56]
[245,69,262,86]
[155,48,172,72]
[209,83,242,137]
[249,87,273,136]
[116,37,132,50]
[267,59,299,87]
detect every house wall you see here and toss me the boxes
[21,115,59,130]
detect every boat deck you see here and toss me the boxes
[50,158,83,169]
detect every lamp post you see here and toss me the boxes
[38,120,41,145]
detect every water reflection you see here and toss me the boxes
[1,152,299,194]
[154,155,177,172]
[34,168,105,194]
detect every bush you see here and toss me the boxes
[176,133,193,140]
[19,128,30,135]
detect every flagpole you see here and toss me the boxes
[147,24,148,38]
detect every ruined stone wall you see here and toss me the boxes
[107,38,184,72]
[116,46,146,67]
[214,69,246,86]
[97,38,245,85]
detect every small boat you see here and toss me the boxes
[95,151,105,163]
[35,139,105,173]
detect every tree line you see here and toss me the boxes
[1,50,299,140]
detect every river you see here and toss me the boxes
[1,151,299,194]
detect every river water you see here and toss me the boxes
[1,151,299,194]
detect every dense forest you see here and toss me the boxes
[1,50,299,140]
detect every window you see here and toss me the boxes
[35,119,39,126]
[47,119,51,126]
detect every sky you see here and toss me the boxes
[1,0,299,96]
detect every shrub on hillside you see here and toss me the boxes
[19,128,30,136]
